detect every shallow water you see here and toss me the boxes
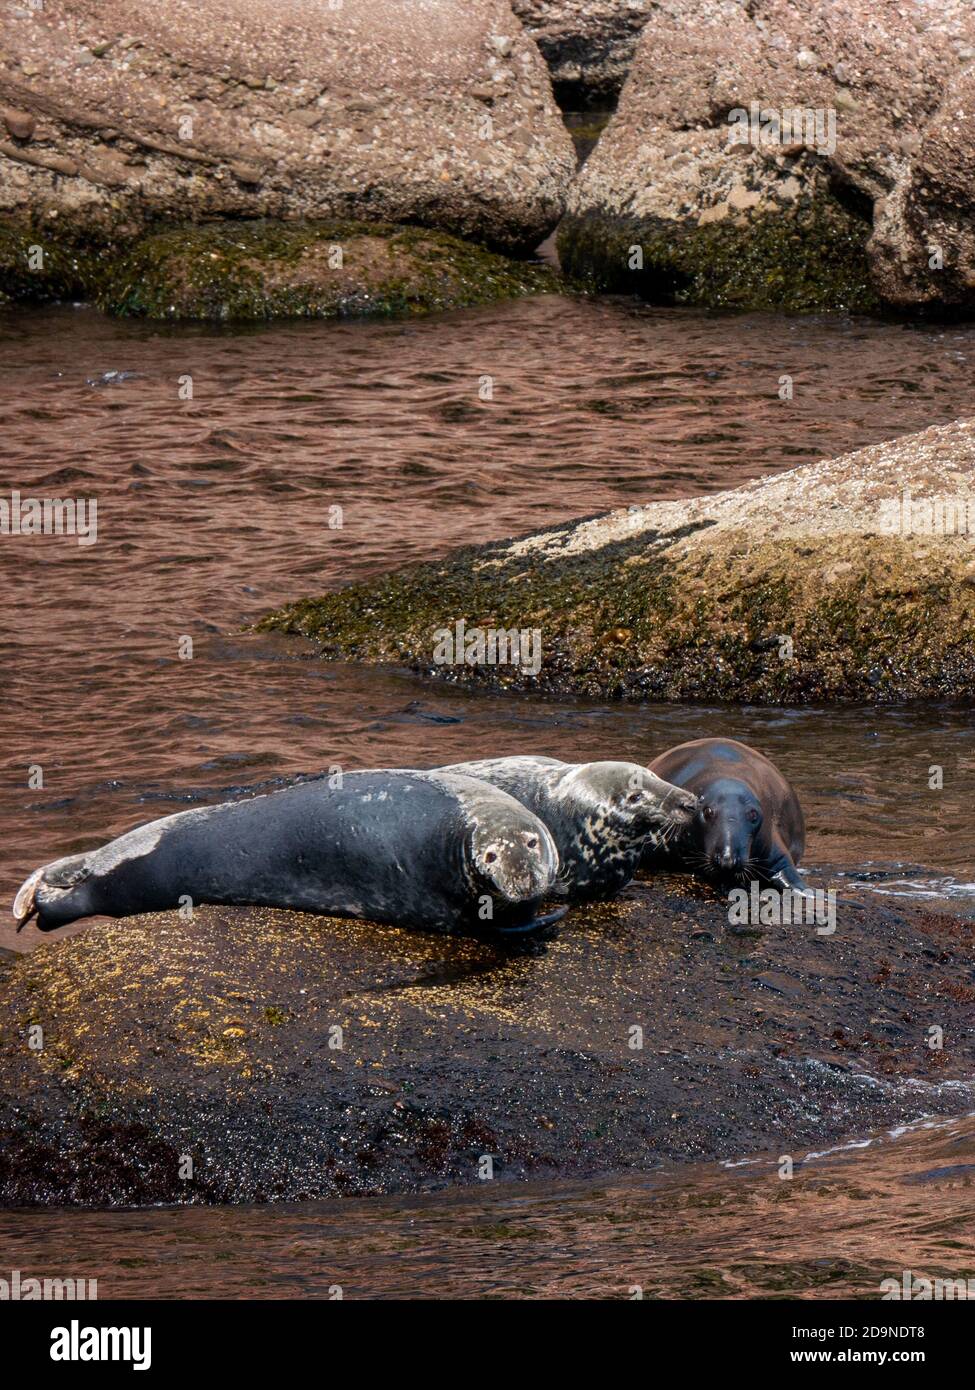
[4,1112,974,1299]
[3,294,975,951]
[1,292,974,1292]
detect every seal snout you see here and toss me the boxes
[662,785,699,827]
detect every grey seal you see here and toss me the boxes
[437,755,697,900]
[14,769,562,937]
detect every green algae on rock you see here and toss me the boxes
[4,886,975,1204]
[558,0,975,316]
[0,218,558,321]
[557,197,878,314]
[99,220,558,321]
[260,419,975,703]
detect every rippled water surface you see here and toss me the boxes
[4,295,975,947]
[2,292,974,1294]
[5,1113,975,1299]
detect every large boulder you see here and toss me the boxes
[559,0,975,312]
[0,0,575,269]
[871,64,975,311]
[3,888,974,1204]
[262,418,975,703]
[512,1,653,103]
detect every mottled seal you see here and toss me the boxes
[640,738,809,893]
[13,770,561,937]
[438,756,698,900]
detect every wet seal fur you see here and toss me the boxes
[13,770,561,937]
[640,738,809,894]
[438,756,697,900]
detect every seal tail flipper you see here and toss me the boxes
[12,867,44,932]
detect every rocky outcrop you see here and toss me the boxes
[4,890,974,1204]
[559,0,975,313]
[0,0,575,250]
[261,419,975,703]
[0,0,575,310]
[512,1,653,103]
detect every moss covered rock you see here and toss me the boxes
[559,0,975,314]
[4,888,975,1204]
[558,197,876,314]
[0,218,557,321]
[261,419,975,703]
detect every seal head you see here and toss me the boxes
[642,738,810,895]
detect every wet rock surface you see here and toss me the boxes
[2,884,974,1205]
[43,220,557,322]
[262,419,975,704]
[0,0,574,254]
[560,0,975,313]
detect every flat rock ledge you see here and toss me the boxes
[261,420,975,704]
[0,219,557,321]
[3,886,974,1205]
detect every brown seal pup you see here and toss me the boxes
[640,738,809,893]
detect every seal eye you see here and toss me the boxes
[747,808,760,825]
[484,851,498,864]
[701,805,714,822]
[526,837,538,849]
[627,791,642,804]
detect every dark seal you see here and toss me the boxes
[13,770,561,937]
[640,738,809,893]
[439,756,697,900]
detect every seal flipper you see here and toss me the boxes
[493,905,568,937]
[12,867,43,932]
[766,854,813,897]
[13,854,95,932]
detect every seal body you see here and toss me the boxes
[14,770,560,936]
[640,738,809,893]
[438,756,697,900]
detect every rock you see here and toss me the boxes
[1,106,34,141]
[99,219,560,321]
[3,890,974,1204]
[0,218,558,321]
[871,64,975,311]
[558,0,975,313]
[512,0,654,103]
[0,0,575,253]
[261,418,975,704]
